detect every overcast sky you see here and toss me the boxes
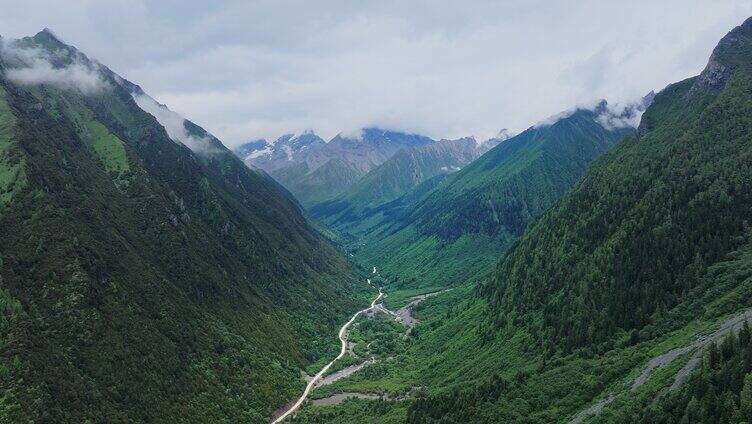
[2,1,751,146]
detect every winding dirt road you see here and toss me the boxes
[271,287,383,423]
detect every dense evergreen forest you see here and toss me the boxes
[488,16,752,353]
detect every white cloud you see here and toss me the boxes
[131,92,219,154]
[1,1,751,146]
[533,96,650,130]
[595,101,646,130]
[534,100,603,128]
[337,128,365,141]
[0,40,109,94]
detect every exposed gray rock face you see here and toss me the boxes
[690,15,752,95]
[433,136,487,161]
[320,129,435,173]
[696,57,730,91]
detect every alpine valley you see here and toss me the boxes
[3,10,752,424]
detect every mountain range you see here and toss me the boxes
[234,128,508,206]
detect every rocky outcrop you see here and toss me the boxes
[690,16,752,95]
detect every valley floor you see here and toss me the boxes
[278,241,752,423]
[272,286,385,422]
[269,266,454,422]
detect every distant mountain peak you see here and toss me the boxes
[274,131,324,152]
[642,90,656,104]
[31,28,66,49]
[290,130,323,143]
[333,129,364,141]
[330,128,434,148]
[593,99,609,114]
[439,136,476,144]
[237,127,435,204]
[35,27,61,40]
[296,129,317,137]
[39,27,58,37]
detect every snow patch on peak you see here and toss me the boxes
[246,146,272,160]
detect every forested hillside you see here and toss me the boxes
[488,15,752,353]
[0,30,364,423]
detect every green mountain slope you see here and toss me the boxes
[488,15,752,354]
[357,105,633,289]
[0,30,365,423]
[311,137,490,231]
[271,156,365,206]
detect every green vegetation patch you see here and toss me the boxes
[81,119,129,175]
[0,88,26,206]
[295,398,408,423]
[358,226,511,291]
[22,85,130,180]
